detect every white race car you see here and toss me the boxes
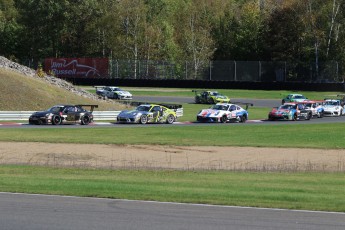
[196,103,251,123]
[95,86,132,100]
[323,99,345,116]
[303,101,325,118]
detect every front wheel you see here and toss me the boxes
[240,115,247,123]
[140,115,148,124]
[207,98,214,104]
[306,112,312,120]
[166,114,175,124]
[52,115,62,125]
[292,113,297,121]
[220,115,227,123]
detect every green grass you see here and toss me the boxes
[85,86,344,100]
[0,69,126,111]
[0,165,344,212]
[2,123,345,148]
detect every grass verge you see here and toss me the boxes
[0,165,344,212]
[85,86,343,100]
[1,123,345,148]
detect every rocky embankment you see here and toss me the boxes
[0,56,113,103]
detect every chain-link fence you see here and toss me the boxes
[23,58,342,83]
[108,60,343,83]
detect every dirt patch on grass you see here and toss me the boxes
[1,142,345,172]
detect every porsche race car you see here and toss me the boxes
[29,104,98,125]
[116,103,183,124]
[268,103,312,121]
[196,103,252,123]
[303,100,324,118]
[281,94,307,104]
[94,86,132,100]
[323,99,345,116]
[193,90,230,104]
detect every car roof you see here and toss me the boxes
[215,103,238,106]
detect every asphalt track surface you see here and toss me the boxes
[2,96,345,128]
[1,193,344,230]
[1,97,345,229]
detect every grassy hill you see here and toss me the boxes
[0,68,127,111]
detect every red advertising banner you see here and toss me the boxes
[44,58,109,78]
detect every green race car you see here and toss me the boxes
[193,90,230,104]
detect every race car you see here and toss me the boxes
[196,103,252,123]
[29,104,98,125]
[281,94,307,104]
[94,86,132,100]
[268,103,312,121]
[193,90,230,104]
[323,99,345,116]
[116,103,183,124]
[303,100,324,118]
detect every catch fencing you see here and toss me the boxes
[108,60,342,83]
[25,58,342,83]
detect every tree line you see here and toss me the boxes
[1,0,345,79]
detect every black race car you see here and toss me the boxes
[29,104,98,125]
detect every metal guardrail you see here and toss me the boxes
[0,111,120,121]
[0,109,183,121]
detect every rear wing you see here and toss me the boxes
[158,103,183,117]
[76,104,98,112]
[231,102,254,110]
[130,102,183,117]
[192,89,207,95]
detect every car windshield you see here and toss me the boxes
[48,106,63,113]
[294,95,306,99]
[279,104,294,110]
[136,105,150,111]
[211,105,229,110]
[325,101,339,106]
[210,92,220,96]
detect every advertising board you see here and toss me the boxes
[44,58,109,78]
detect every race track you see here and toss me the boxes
[1,193,344,230]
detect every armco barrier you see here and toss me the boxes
[0,109,183,121]
[0,111,120,121]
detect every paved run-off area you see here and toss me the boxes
[1,142,344,172]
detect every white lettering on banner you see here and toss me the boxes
[52,69,77,75]
[49,59,100,77]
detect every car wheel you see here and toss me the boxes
[240,115,247,123]
[306,112,312,120]
[140,115,148,124]
[292,113,297,121]
[195,97,200,104]
[52,115,61,125]
[166,114,175,124]
[81,115,90,125]
[318,111,324,118]
[207,98,214,104]
[221,115,227,123]
[282,100,285,105]
[113,94,119,99]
